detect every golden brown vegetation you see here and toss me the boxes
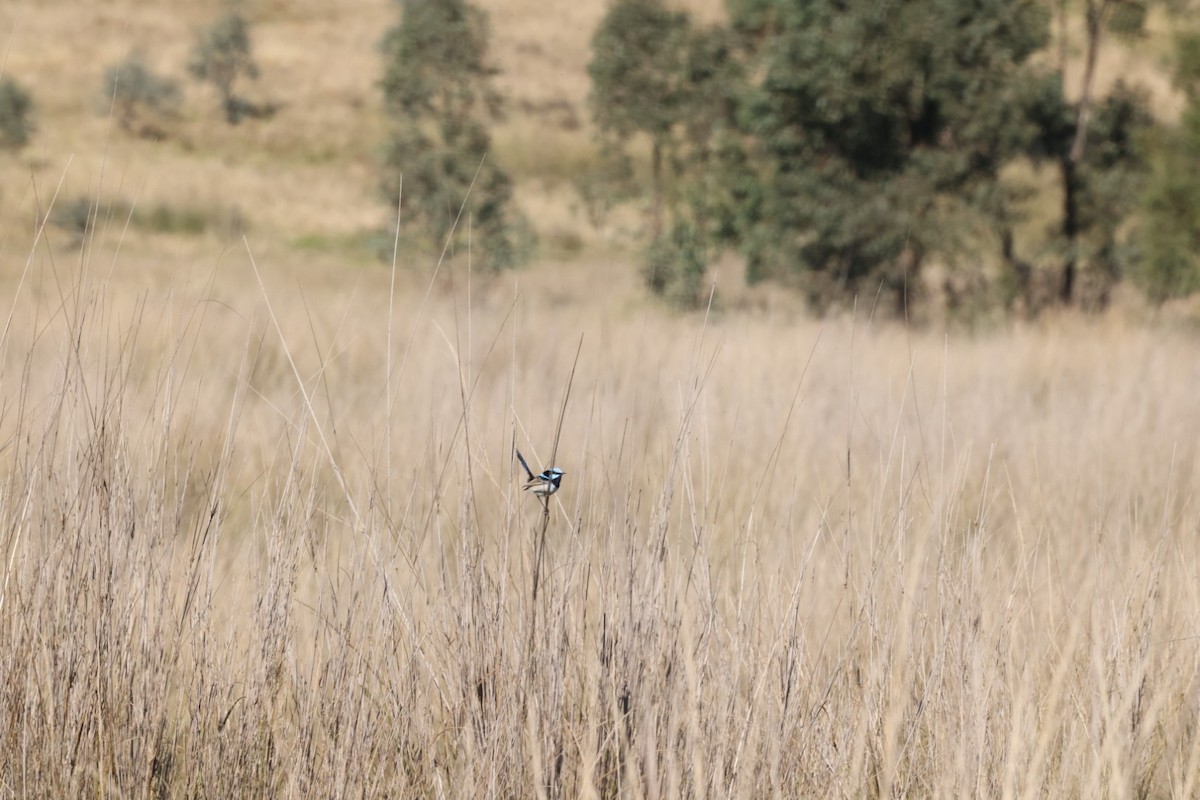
[3,2,1200,797]
[4,211,1200,796]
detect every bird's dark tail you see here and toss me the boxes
[514,448,535,481]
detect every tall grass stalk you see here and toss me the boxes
[2,203,1200,796]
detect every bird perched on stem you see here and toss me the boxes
[515,448,564,504]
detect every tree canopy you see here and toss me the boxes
[723,0,1052,309]
[380,0,532,270]
[582,0,1169,315]
[188,11,260,125]
[1135,30,1200,302]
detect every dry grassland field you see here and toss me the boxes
[3,1,1200,798]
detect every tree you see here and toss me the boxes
[1135,31,1200,303]
[588,3,740,305]
[723,0,1051,312]
[589,0,692,243]
[0,77,34,150]
[380,0,532,270]
[103,51,181,137]
[1043,0,1155,306]
[1016,70,1152,310]
[188,10,260,124]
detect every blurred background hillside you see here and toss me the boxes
[2,0,1200,321]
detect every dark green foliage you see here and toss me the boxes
[588,1,740,304]
[1077,84,1153,219]
[1025,76,1153,212]
[643,215,710,308]
[188,11,260,124]
[50,197,132,247]
[1017,71,1076,159]
[1107,1,1149,39]
[723,0,1051,310]
[1017,70,1153,307]
[1077,86,1154,302]
[103,51,181,137]
[1135,33,1200,303]
[588,0,691,144]
[49,197,98,243]
[380,0,533,270]
[1137,134,1200,302]
[381,0,499,121]
[0,77,34,150]
[580,0,1169,313]
[1174,31,1200,99]
[575,140,638,228]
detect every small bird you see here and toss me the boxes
[515,448,564,502]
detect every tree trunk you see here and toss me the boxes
[893,245,919,319]
[651,137,664,242]
[1001,225,1033,311]
[1059,156,1079,304]
[1057,0,1069,77]
[1060,0,1108,305]
[1070,2,1106,164]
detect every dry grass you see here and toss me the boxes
[3,199,1200,797]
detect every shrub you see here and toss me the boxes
[0,76,34,150]
[643,216,709,308]
[102,51,182,137]
[188,10,260,124]
[49,196,132,247]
